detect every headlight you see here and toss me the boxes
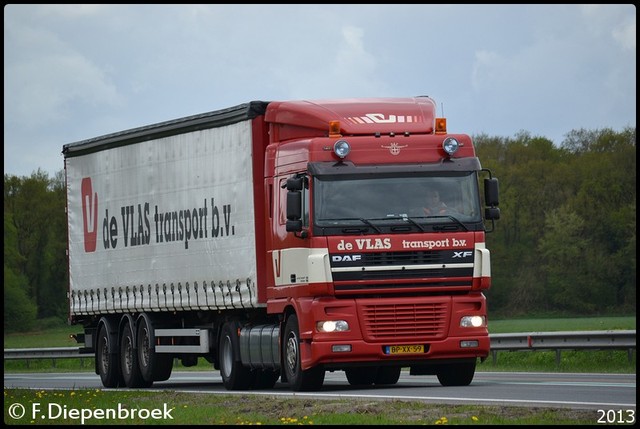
[316,320,349,332]
[333,140,351,158]
[442,137,460,156]
[460,315,485,328]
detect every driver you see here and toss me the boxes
[423,189,448,215]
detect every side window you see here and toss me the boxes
[278,174,309,228]
[302,176,309,227]
[278,178,287,226]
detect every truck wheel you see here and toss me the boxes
[282,315,325,391]
[219,321,255,390]
[137,315,173,382]
[375,366,401,385]
[436,360,476,386]
[96,324,121,388]
[345,367,376,386]
[120,322,152,388]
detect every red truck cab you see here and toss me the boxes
[262,97,500,390]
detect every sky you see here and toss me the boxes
[4,4,636,178]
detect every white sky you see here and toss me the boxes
[4,4,636,178]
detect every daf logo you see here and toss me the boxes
[381,142,408,156]
[453,251,473,258]
[332,254,362,262]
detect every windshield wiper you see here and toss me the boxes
[429,215,469,231]
[323,217,383,233]
[379,215,425,232]
[357,218,382,233]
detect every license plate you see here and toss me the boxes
[385,345,424,354]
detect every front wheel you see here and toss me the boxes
[345,367,376,386]
[436,360,476,386]
[375,366,401,385]
[282,315,325,391]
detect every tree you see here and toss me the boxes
[4,214,37,331]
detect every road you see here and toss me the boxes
[4,370,635,411]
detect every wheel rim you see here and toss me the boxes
[221,336,233,378]
[140,327,150,367]
[99,335,109,374]
[123,334,133,374]
[285,332,299,374]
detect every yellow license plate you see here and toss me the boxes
[386,345,424,354]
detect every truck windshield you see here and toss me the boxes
[313,173,482,231]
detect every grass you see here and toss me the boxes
[487,316,636,333]
[4,388,601,425]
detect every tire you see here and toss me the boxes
[282,315,325,391]
[436,360,476,386]
[375,366,401,385]
[219,321,255,390]
[96,324,121,388]
[345,367,376,386]
[137,315,173,383]
[120,321,152,388]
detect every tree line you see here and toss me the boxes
[4,127,636,332]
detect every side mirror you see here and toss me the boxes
[485,207,501,221]
[484,177,499,207]
[286,177,303,191]
[483,176,500,223]
[286,190,302,232]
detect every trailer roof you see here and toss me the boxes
[62,101,268,157]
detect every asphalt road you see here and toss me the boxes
[4,370,636,411]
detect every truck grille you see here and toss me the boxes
[359,301,448,341]
[330,249,474,285]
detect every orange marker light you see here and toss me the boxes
[435,118,447,134]
[329,120,342,138]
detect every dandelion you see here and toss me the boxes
[471,416,479,422]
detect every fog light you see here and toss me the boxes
[460,340,479,348]
[332,344,352,352]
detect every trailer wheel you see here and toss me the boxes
[120,321,152,388]
[375,366,401,385]
[282,315,325,391]
[219,321,254,390]
[96,324,121,388]
[137,315,173,382]
[436,360,476,386]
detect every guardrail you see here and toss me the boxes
[489,330,636,365]
[4,347,94,368]
[4,330,636,367]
